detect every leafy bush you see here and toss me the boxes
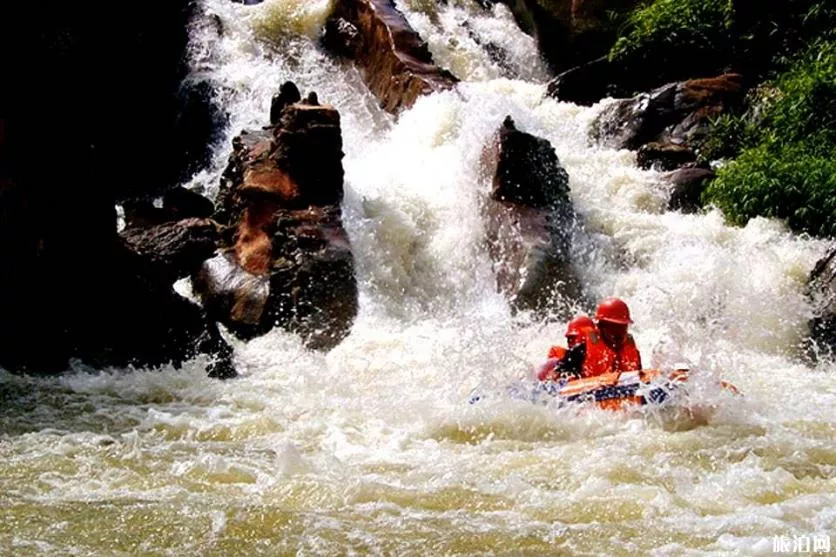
[609,0,836,91]
[706,143,836,236]
[703,40,836,237]
[609,0,735,80]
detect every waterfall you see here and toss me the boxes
[1,0,833,554]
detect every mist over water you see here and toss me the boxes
[2,0,834,554]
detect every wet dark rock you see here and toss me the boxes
[163,187,216,220]
[270,81,301,126]
[123,187,216,229]
[591,74,745,152]
[481,116,580,316]
[499,0,641,73]
[492,116,570,207]
[196,85,357,349]
[545,57,613,106]
[322,0,458,114]
[121,218,219,283]
[664,166,713,214]
[175,79,228,182]
[193,251,271,336]
[322,18,361,59]
[807,249,836,359]
[637,142,697,171]
[0,224,234,377]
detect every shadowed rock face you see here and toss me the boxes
[0,0,235,377]
[499,0,641,74]
[546,56,614,106]
[123,187,216,229]
[121,218,220,284]
[482,117,581,317]
[587,74,744,215]
[807,249,836,360]
[637,142,697,171]
[322,0,458,114]
[591,74,745,152]
[195,86,358,350]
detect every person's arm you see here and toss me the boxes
[536,358,561,381]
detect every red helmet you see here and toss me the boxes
[595,297,633,325]
[565,315,594,338]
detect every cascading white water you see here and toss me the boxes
[1,0,834,554]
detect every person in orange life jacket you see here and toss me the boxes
[581,297,642,378]
[536,315,595,381]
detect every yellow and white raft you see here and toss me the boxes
[471,369,739,410]
[550,369,690,411]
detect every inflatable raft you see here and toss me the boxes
[469,368,736,410]
[541,368,689,411]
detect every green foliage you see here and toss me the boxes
[610,0,732,60]
[606,0,836,235]
[703,40,836,237]
[706,144,836,236]
[609,0,836,89]
[609,0,734,81]
[699,111,754,162]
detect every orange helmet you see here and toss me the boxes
[595,297,633,325]
[565,315,594,339]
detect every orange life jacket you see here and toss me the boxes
[547,345,567,360]
[581,331,642,378]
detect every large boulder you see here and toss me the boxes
[590,74,745,153]
[322,0,458,114]
[195,85,358,349]
[807,249,836,359]
[481,116,580,316]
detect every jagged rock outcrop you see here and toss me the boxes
[322,0,458,114]
[0,0,234,377]
[194,84,358,349]
[121,218,220,284]
[590,74,745,155]
[807,249,836,359]
[481,116,580,316]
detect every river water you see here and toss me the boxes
[1,1,834,555]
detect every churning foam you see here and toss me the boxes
[1,0,834,554]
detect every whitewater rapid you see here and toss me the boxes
[1,0,834,554]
